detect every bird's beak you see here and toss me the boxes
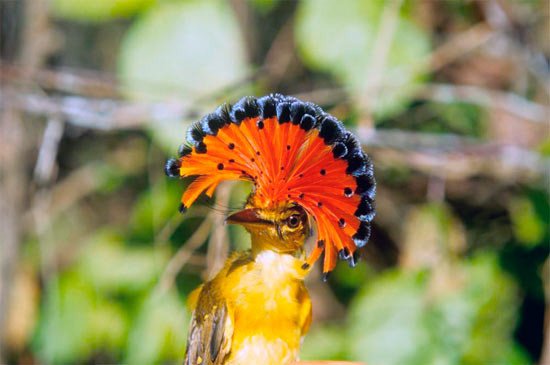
[226,208,272,228]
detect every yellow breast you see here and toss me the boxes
[223,251,311,365]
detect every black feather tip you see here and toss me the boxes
[319,116,345,145]
[352,221,371,248]
[164,158,180,177]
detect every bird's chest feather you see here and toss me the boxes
[224,251,307,364]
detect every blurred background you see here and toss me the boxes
[0,0,549,364]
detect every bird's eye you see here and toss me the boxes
[287,215,300,228]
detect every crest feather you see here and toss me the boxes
[166,94,376,274]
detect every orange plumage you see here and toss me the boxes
[166,94,375,275]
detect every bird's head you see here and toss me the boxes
[165,94,376,277]
[226,203,310,254]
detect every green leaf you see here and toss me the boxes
[347,254,529,365]
[118,0,249,150]
[248,0,277,14]
[51,0,155,22]
[348,270,431,365]
[300,324,348,361]
[538,138,550,156]
[295,0,431,118]
[125,291,189,364]
[401,203,466,269]
[129,180,183,240]
[77,230,169,293]
[509,197,546,247]
[34,272,128,364]
[460,254,526,365]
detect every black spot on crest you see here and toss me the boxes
[179,203,187,214]
[320,169,326,175]
[228,143,235,150]
[257,120,265,129]
[217,163,224,170]
[344,187,353,197]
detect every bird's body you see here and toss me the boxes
[187,249,311,365]
[165,94,376,365]
[185,205,312,365]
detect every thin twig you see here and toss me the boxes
[0,0,53,359]
[0,63,120,98]
[205,182,234,280]
[360,0,404,118]
[418,83,549,123]
[362,129,548,182]
[33,118,64,185]
[154,214,214,296]
[426,22,497,73]
[154,209,209,245]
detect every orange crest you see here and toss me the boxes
[165,94,375,274]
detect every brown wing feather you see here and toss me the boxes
[184,282,233,365]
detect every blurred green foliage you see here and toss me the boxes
[348,254,529,365]
[51,0,155,22]
[5,0,546,364]
[118,0,249,151]
[34,231,187,364]
[295,0,430,118]
[379,101,486,137]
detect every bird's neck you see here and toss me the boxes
[248,233,307,281]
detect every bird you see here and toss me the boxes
[164,94,376,365]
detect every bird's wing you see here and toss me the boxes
[184,282,233,365]
[187,284,203,311]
